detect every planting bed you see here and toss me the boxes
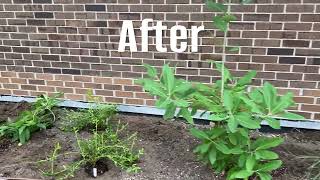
[0,102,319,180]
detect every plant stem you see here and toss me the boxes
[221,0,231,103]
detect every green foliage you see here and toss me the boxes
[137,62,303,179]
[37,142,82,180]
[0,94,61,145]
[38,97,142,178]
[76,120,144,173]
[58,104,117,132]
[58,90,117,132]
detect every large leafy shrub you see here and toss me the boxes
[137,0,305,178]
[137,63,304,179]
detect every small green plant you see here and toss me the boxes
[0,94,61,145]
[37,142,82,180]
[58,90,117,132]
[58,105,117,132]
[76,117,143,174]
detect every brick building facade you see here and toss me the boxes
[0,0,319,120]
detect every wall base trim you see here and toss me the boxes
[0,95,319,130]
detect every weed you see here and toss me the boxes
[0,94,61,145]
[37,142,82,180]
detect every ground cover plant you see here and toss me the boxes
[0,94,61,145]
[136,0,305,179]
[37,92,143,179]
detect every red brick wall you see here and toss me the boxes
[0,0,319,120]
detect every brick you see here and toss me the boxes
[243,14,270,21]
[288,5,315,13]
[64,5,84,11]
[256,23,282,30]
[272,14,299,21]
[267,48,294,55]
[296,49,320,56]
[291,82,317,89]
[277,73,302,80]
[292,65,319,73]
[301,14,320,22]
[33,0,52,3]
[27,19,45,26]
[283,40,309,48]
[257,5,284,13]
[298,32,320,39]
[255,40,280,47]
[304,74,320,81]
[85,4,106,11]
[35,12,54,18]
[13,0,32,3]
[279,57,306,64]
[284,23,312,31]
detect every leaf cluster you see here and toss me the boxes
[0,94,61,145]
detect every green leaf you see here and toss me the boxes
[231,170,253,179]
[223,90,233,111]
[19,129,26,145]
[161,64,175,93]
[179,108,194,124]
[249,89,264,104]
[195,143,210,154]
[246,155,256,171]
[174,99,189,107]
[237,70,257,86]
[236,112,261,129]
[208,113,227,121]
[262,82,277,112]
[163,103,176,120]
[227,116,238,133]
[255,150,279,160]
[215,142,231,154]
[173,81,193,95]
[143,63,157,78]
[240,95,262,114]
[257,172,272,180]
[228,133,237,145]
[222,14,237,22]
[214,62,233,82]
[258,160,282,172]
[213,16,228,32]
[280,112,305,120]
[254,137,284,150]
[142,79,167,98]
[238,154,247,167]
[25,128,30,141]
[208,147,217,165]
[190,128,210,140]
[271,92,294,114]
[156,97,172,109]
[206,0,227,12]
[265,117,280,129]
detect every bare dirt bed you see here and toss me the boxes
[0,102,319,180]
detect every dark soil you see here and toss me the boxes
[0,102,319,180]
